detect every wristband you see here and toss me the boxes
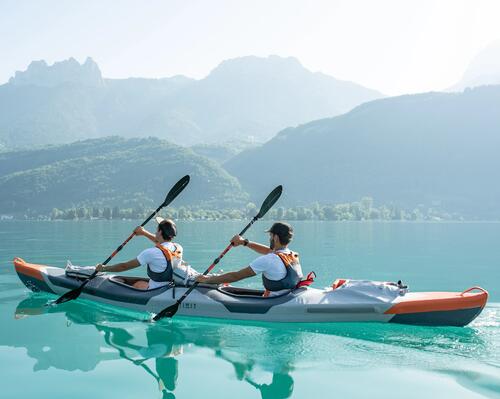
[243,239,249,246]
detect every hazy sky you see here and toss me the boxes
[1,0,500,95]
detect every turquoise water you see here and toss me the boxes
[1,221,499,398]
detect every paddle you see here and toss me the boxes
[52,175,191,305]
[152,185,283,321]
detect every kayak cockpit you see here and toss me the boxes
[108,276,164,291]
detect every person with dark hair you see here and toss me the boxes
[96,217,194,289]
[195,222,303,296]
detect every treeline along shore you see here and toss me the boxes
[9,197,466,222]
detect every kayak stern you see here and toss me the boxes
[385,288,488,327]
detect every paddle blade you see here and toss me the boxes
[152,302,180,321]
[163,175,190,207]
[53,286,83,304]
[256,185,283,219]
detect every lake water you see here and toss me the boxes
[1,220,499,398]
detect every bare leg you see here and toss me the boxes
[133,280,149,290]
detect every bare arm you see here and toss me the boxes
[231,235,272,255]
[96,258,140,273]
[196,266,256,284]
[134,226,157,243]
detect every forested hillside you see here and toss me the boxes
[226,85,500,218]
[0,137,247,214]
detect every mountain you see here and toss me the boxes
[450,41,500,91]
[0,137,247,214]
[0,59,193,148]
[0,56,383,149]
[160,56,383,143]
[190,139,258,164]
[225,85,500,218]
[9,57,103,88]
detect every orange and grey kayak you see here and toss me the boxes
[13,257,487,327]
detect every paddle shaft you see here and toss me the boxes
[103,203,164,264]
[174,216,258,305]
[83,203,166,283]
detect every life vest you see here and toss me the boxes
[262,250,302,292]
[147,243,181,282]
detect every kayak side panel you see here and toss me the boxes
[87,280,173,306]
[203,288,300,314]
[388,306,484,327]
[45,274,173,305]
[17,272,55,294]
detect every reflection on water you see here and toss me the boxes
[2,221,500,398]
[12,295,297,399]
[5,294,500,399]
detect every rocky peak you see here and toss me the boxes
[206,55,307,80]
[8,57,103,87]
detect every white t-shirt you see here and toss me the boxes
[137,242,184,289]
[249,248,304,288]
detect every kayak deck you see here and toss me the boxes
[13,257,488,326]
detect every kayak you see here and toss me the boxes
[13,257,488,326]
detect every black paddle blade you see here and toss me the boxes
[152,302,180,321]
[53,286,83,304]
[163,175,190,207]
[256,185,283,219]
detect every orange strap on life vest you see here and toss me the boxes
[155,243,182,261]
[274,251,299,267]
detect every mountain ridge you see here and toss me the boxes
[9,57,104,87]
[449,41,500,91]
[0,55,384,148]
